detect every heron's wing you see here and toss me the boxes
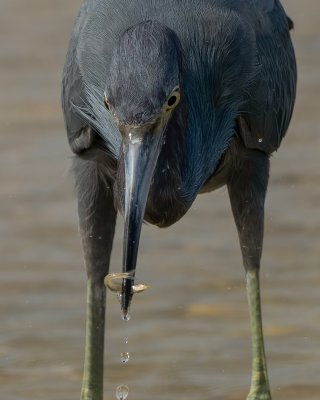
[65,0,142,157]
[250,0,294,30]
[239,1,296,154]
[62,0,122,157]
[62,1,93,149]
[250,0,275,13]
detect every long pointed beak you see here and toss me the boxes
[120,121,166,317]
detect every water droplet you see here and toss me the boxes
[117,293,122,304]
[116,385,129,400]
[258,138,263,143]
[120,352,130,363]
[122,312,131,321]
[124,337,129,345]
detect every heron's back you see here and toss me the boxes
[62,0,296,156]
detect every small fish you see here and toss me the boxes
[104,271,149,294]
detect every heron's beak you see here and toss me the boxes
[120,117,167,317]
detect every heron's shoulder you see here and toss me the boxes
[249,0,275,13]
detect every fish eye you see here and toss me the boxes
[166,88,180,110]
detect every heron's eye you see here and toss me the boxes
[168,96,177,107]
[166,88,180,111]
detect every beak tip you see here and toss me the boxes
[121,308,131,321]
[121,299,132,321]
[121,127,163,321]
[121,279,133,320]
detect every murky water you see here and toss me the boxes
[0,1,320,399]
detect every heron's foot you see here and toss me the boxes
[246,388,272,400]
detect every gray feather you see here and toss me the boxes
[71,83,121,157]
[62,0,296,210]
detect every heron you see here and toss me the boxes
[62,0,296,399]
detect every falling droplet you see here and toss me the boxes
[122,312,131,321]
[116,385,129,400]
[258,138,263,143]
[117,293,122,304]
[124,337,129,345]
[120,352,130,363]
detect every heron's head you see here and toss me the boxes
[104,21,182,315]
[105,20,181,126]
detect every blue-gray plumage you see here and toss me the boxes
[62,1,296,399]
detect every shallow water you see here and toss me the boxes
[0,1,319,399]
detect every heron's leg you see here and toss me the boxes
[81,279,106,400]
[72,157,117,400]
[227,146,271,400]
[245,269,271,400]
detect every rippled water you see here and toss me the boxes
[0,1,320,399]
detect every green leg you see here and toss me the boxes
[227,141,271,399]
[72,157,117,400]
[81,280,106,400]
[246,270,271,400]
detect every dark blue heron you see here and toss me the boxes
[62,0,296,399]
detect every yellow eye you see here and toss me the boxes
[166,88,180,110]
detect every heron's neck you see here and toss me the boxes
[145,84,237,227]
[178,64,238,193]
